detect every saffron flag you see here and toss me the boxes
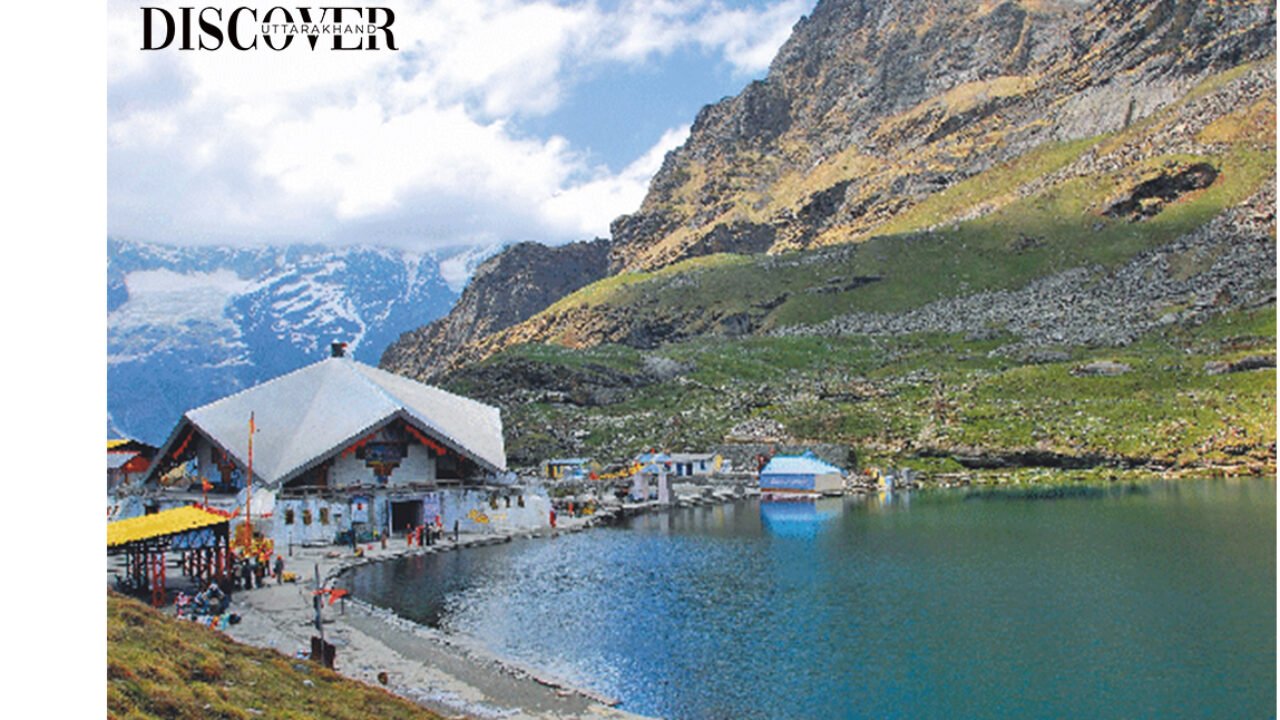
[201,478,212,492]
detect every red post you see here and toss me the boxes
[150,549,166,607]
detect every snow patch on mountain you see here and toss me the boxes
[111,269,254,334]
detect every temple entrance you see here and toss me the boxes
[390,499,424,535]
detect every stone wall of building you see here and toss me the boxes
[330,442,437,488]
[270,486,551,548]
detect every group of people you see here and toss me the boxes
[550,499,595,528]
[175,581,231,617]
[174,580,242,631]
[405,516,445,547]
[228,550,285,590]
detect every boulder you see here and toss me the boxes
[1205,355,1276,375]
[1072,361,1132,377]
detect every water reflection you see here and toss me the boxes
[759,497,844,538]
[960,483,1149,502]
[349,480,1275,720]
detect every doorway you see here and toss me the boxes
[390,499,424,535]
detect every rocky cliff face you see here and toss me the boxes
[608,0,1073,270]
[380,239,611,379]
[383,0,1275,383]
[609,0,1274,272]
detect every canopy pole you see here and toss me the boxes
[246,412,255,539]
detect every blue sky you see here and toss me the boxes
[519,43,749,172]
[106,0,816,252]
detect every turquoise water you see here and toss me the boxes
[349,480,1276,719]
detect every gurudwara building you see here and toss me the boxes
[143,345,549,546]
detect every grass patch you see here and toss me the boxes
[769,144,1273,324]
[543,253,751,314]
[874,135,1103,236]
[107,592,439,720]
[522,139,1271,336]
[497,342,645,373]
[479,306,1274,476]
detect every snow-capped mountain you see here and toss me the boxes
[108,238,492,444]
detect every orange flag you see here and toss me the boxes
[201,478,212,492]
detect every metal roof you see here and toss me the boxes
[107,506,228,548]
[168,357,505,486]
[670,453,716,462]
[632,451,671,475]
[760,453,844,477]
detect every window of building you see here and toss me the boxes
[285,508,295,525]
[437,452,461,479]
[319,507,330,525]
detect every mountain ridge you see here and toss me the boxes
[378,238,612,380]
[383,0,1275,380]
[108,237,476,443]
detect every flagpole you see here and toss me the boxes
[247,411,255,539]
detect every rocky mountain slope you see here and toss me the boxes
[386,0,1274,375]
[379,239,610,380]
[108,238,472,443]
[607,0,1271,270]
[382,0,1276,474]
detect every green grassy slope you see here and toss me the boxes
[436,61,1275,479]
[451,306,1275,478]
[523,143,1272,339]
[107,592,439,720]
[469,60,1273,356]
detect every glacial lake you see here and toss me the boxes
[348,479,1276,719]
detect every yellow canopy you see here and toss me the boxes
[107,506,228,548]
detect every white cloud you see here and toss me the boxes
[410,0,596,117]
[542,124,690,237]
[693,0,811,73]
[107,0,813,251]
[600,0,809,74]
[438,244,505,292]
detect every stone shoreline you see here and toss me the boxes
[107,504,652,719]
[223,512,650,720]
[122,492,748,720]
[114,485,909,718]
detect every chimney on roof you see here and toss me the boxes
[331,341,348,358]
